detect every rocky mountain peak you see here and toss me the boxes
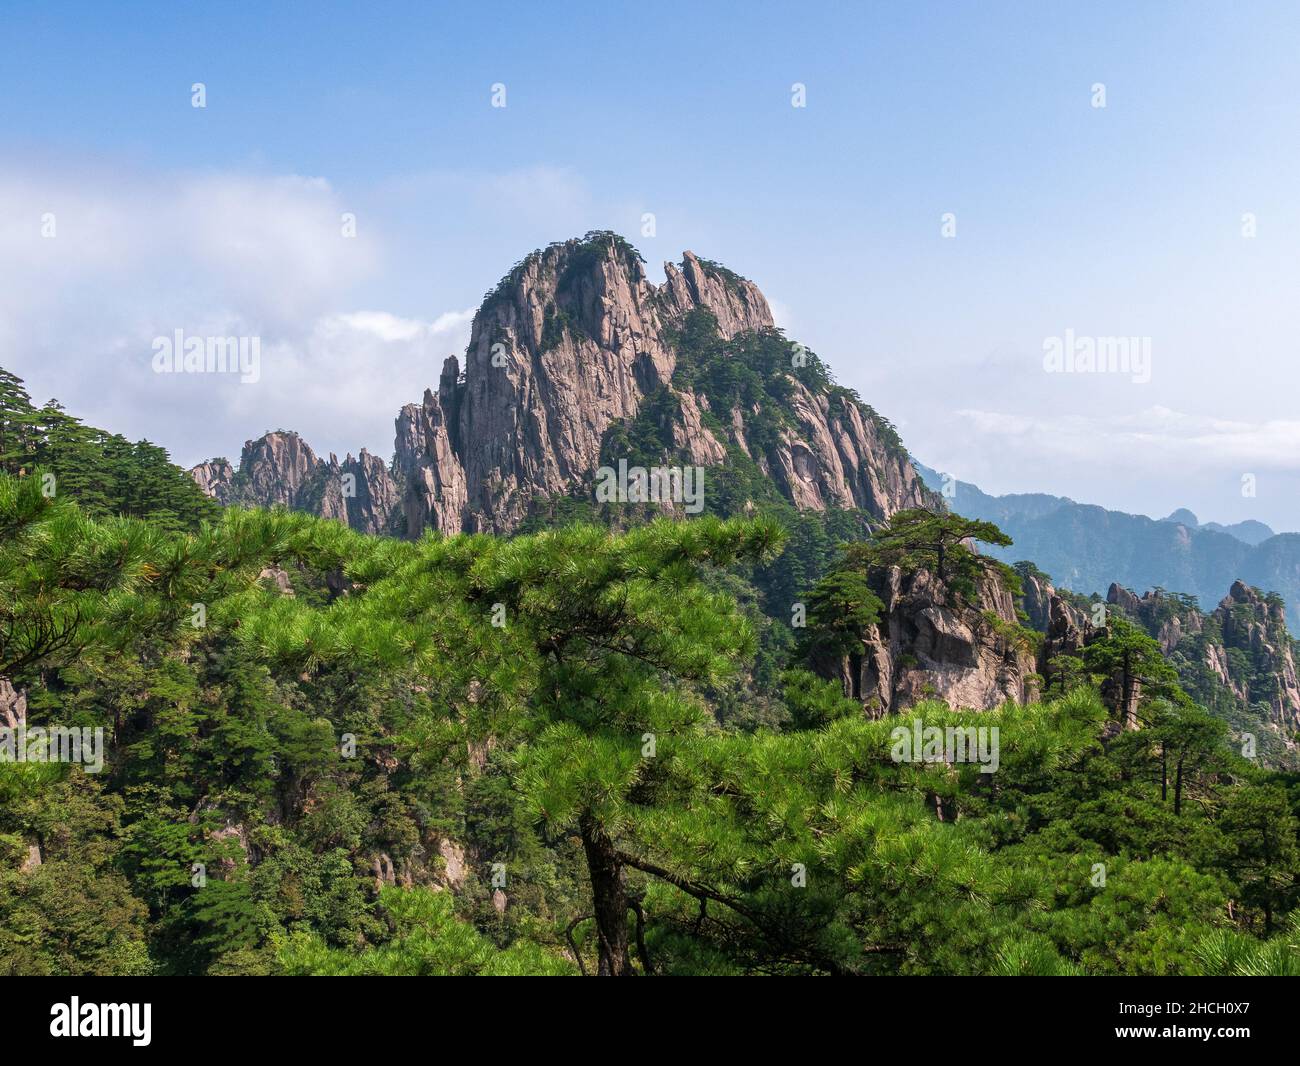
[662,250,775,339]
[192,232,934,538]
[1101,578,1300,736]
[395,232,929,534]
[190,456,236,505]
[1214,582,1297,708]
[1160,508,1200,528]
[189,431,402,536]
[238,431,320,509]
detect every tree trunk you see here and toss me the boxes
[1120,652,1140,730]
[1160,741,1167,802]
[1174,755,1184,815]
[579,815,632,976]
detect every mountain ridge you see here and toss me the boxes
[915,463,1300,628]
[192,231,936,534]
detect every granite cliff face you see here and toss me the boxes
[832,565,1040,716]
[1213,580,1299,720]
[192,232,934,536]
[1018,569,1091,677]
[396,235,930,533]
[190,457,236,505]
[194,431,401,536]
[1106,580,1300,733]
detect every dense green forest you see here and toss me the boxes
[3,425,1300,974]
[0,368,219,533]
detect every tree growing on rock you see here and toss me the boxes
[846,508,1015,605]
[1080,617,1180,729]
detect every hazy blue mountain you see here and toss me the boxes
[1157,507,1275,546]
[1201,520,1276,545]
[916,463,1299,627]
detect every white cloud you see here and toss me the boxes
[954,406,1300,472]
[240,307,476,458]
[926,405,1300,530]
[325,309,473,346]
[0,162,473,467]
[0,169,379,329]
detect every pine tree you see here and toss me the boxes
[1081,617,1180,728]
[0,368,40,475]
[846,508,1015,604]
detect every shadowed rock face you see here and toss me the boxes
[868,567,1039,714]
[190,233,935,535]
[1212,581,1300,728]
[1103,579,1300,731]
[814,566,1041,717]
[190,431,402,536]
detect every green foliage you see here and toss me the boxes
[1080,617,1180,722]
[1193,911,1300,975]
[4,469,1300,977]
[847,508,1014,605]
[0,366,217,532]
[277,886,575,975]
[797,567,883,660]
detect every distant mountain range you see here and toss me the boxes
[1157,508,1276,546]
[916,463,1300,627]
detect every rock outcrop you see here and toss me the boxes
[190,431,401,536]
[1105,579,1300,731]
[1212,581,1300,728]
[189,457,237,505]
[1,677,26,730]
[1018,569,1092,683]
[824,566,1040,716]
[1105,583,1204,654]
[191,232,936,536]
[394,380,468,538]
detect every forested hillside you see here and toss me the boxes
[4,457,1300,975]
[0,368,217,533]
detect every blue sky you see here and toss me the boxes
[3,1,1299,528]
